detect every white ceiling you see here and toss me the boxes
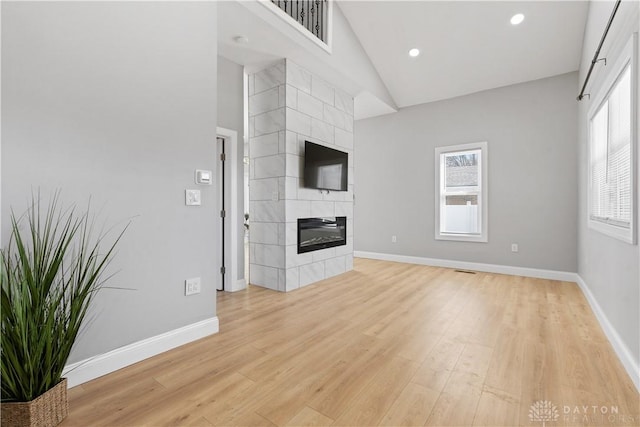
[218,1,590,118]
[339,0,590,108]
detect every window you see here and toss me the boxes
[435,141,488,242]
[588,34,637,244]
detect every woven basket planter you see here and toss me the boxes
[1,379,68,427]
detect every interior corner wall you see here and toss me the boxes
[217,56,246,281]
[355,72,578,273]
[577,1,640,374]
[248,59,354,292]
[1,2,219,364]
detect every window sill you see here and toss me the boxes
[435,233,488,243]
[588,219,636,244]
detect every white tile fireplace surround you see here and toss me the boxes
[248,59,354,292]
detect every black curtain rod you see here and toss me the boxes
[577,0,622,101]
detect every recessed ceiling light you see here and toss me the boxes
[233,35,249,44]
[510,13,525,25]
[408,48,420,57]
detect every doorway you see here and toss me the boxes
[216,136,226,291]
[216,127,246,292]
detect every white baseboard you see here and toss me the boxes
[574,276,640,392]
[228,278,247,292]
[354,250,639,392]
[354,251,577,281]
[63,317,219,388]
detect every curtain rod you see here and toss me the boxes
[577,0,622,101]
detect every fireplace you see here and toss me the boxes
[297,217,347,254]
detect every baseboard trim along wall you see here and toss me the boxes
[228,278,247,292]
[574,276,640,392]
[354,251,640,392]
[63,317,219,388]
[354,251,577,281]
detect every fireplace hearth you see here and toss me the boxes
[297,217,347,254]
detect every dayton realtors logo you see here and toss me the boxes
[529,400,560,426]
[529,400,637,425]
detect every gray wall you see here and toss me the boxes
[355,72,578,272]
[217,56,246,282]
[577,1,639,371]
[1,2,219,363]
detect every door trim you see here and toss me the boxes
[216,127,246,292]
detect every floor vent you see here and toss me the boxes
[455,269,477,274]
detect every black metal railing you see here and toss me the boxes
[271,0,328,43]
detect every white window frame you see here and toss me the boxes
[587,33,638,244]
[435,141,488,243]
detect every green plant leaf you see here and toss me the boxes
[1,191,127,402]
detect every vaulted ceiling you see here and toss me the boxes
[338,0,589,108]
[218,1,590,118]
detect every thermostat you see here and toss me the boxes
[195,169,212,185]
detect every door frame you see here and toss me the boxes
[217,126,246,292]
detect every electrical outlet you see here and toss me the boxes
[392,235,397,243]
[185,277,201,296]
[511,243,519,253]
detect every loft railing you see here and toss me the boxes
[270,0,329,43]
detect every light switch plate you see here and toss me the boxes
[195,169,212,185]
[185,189,201,206]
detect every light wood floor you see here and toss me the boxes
[61,258,639,426]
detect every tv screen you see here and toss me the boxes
[303,141,348,191]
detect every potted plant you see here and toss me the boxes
[1,193,126,427]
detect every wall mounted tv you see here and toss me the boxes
[303,141,348,191]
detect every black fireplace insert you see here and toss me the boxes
[297,217,347,254]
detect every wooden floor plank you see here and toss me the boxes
[378,382,439,426]
[331,356,419,426]
[425,370,484,426]
[284,406,334,427]
[472,386,520,427]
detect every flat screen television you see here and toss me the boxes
[303,141,348,191]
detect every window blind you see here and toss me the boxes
[590,64,631,228]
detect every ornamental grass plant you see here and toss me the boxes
[1,193,126,402]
